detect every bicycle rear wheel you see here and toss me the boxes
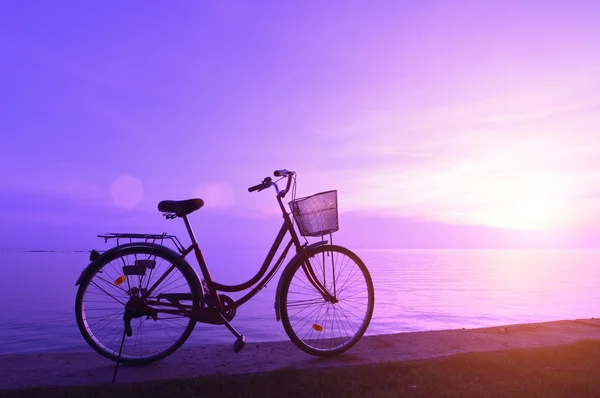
[279,245,374,357]
[75,245,201,364]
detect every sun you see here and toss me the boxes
[504,198,555,229]
[479,197,559,230]
[474,177,565,230]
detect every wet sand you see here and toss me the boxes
[2,318,599,391]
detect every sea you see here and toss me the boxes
[1,248,599,355]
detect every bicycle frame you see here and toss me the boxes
[141,179,331,317]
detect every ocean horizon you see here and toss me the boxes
[1,248,599,356]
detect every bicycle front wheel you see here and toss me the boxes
[75,245,201,364]
[279,245,374,357]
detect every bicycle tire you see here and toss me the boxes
[279,245,374,357]
[75,245,201,364]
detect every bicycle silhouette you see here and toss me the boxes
[75,169,375,370]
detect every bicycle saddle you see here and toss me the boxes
[158,199,204,217]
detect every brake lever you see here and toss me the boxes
[257,177,272,192]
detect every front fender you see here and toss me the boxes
[74,242,184,286]
[274,241,328,321]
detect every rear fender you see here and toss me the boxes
[274,241,328,321]
[74,242,190,286]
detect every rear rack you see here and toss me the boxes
[97,233,186,253]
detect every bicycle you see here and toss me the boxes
[74,169,375,369]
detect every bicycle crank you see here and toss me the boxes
[203,294,245,353]
[199,294,236,324]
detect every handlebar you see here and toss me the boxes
[248,178,272,192]
[274,169,292,177]
[247,169,295,197]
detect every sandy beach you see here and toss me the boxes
[2,318,599,391]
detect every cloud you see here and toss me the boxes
[192,182,236,210]
[0,170,106,206]
[302,78,600,230]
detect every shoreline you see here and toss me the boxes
[2,318,600,391]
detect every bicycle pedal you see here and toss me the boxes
[233,335,246,353]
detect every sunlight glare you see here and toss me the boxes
[477,175,565,230]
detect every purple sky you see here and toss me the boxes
[1,1,600,250]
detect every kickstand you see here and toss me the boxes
[112,330,127,383]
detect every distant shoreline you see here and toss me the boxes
[0,249,92,253]
[3,248,600,253]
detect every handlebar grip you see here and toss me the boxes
[248,177,272,192]
[274,169,295,177]
[248,183,265,192]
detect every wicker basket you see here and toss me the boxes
[289,190,338,237]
